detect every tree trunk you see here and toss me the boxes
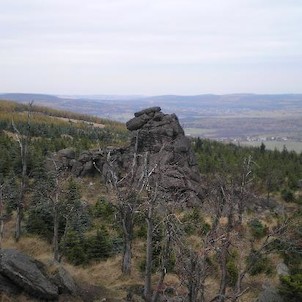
[53,204,59,262]
[13,102,32,242]
[15,175,25,242]
[0,186,4,250]
[144,208,153,301]
[15,206,22,242]
[152,221,171,302]
[121,204,133,275]
[217,252,227,302]
[122,237,132,275]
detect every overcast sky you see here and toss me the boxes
[1,0,301,95]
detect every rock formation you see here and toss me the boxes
[0,249,58,300]
[0,249,78,300]
[57,107,202,204]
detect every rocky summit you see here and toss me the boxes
[58,107,203,204]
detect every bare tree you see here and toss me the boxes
[98,133,153,275]
[173,156,259,302]
[36,155,70,261]
[143,184,177,302]
[0,181,5,250]
[12,101,33,242]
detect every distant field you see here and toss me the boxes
[184,127,216,137]
[237,140,302,153]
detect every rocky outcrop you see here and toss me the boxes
[59,107,202,204]
[0,249,58,300]
[0,249,78,300]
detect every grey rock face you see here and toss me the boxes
[0,249,58,300]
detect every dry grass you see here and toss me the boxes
[2,236,52,261]
[64,255,141,299]
[77,177,108,205]
[53,116,105,128]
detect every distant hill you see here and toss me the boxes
[2,92,302,117]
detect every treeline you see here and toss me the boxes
[194,138,302,203]
[0,99,125,127]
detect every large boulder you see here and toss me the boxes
[0,249,58,300]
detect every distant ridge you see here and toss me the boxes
[0,93,60,102]
[1,93,302,148]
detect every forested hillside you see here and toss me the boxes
[0,101,301,302]
[0,100,129,177]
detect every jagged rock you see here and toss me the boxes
[0,249,58,300]
[52,266,78,295]
[78,151,92,163]
[134,106,161,117]
[62,107,202,204]
[126,113,152,131]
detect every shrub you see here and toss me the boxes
[281,188,295,203]
[63,230,87,265]
[248,218,267,239]
[247,252,273,276]
[182,209,210,235]
[86,226,113,261]
[93,196,115,221]
[226,253,239,286]
[26,203,54,242]
[279,274,302,302]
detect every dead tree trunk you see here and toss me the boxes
[144,204,153,301]
[0,184,4,250]
[121,203,134,275]
[13,103,33,242]
[47,156,66,262]
[53,202,60,262]
[151,215,173,302]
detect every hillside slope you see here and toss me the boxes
[0,101,301,301]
